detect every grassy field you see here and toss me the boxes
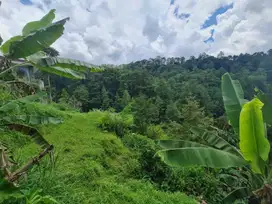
[1,106,196,204]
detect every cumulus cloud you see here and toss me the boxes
[0,0,272,64]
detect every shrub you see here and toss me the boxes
[122,133,224,204]
[145,125,166,139]
[99,111,133,137]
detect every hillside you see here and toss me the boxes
[1,106,196,204]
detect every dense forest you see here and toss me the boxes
[2,8,272,204]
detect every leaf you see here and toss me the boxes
[27,53,86,79]
[256,91,272,126]
[222,187,250,203]
[22,9,56,36]
[36,57,102,72]
[221,73,247,135]
[34,64,86,79]
[0,36,23,55]
[190,127,241,156]
[8,124,50,149]
[2,115,62,126]
[0,35,3,46]
[8,18,69,58]
[158,140,207,149]
[17,92,47,103]
[239,98,270,174]
[157,147,247,168]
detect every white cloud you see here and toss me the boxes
[0,0,272,64]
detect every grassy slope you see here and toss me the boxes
[2,107,196,204]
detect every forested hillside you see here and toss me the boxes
[2,8,272,204]
[50,51,272,128]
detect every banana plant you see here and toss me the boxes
[0,92,62,187]
[0,9,102,79]
[158,72,272,203]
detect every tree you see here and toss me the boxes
[72,85,89,111]
[120,90,131,109]
[165,101,181,122]
[59,88,69,104]
[101,86,111,110]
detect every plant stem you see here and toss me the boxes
[48,75,52,102]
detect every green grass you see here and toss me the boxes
[2,106,196,204]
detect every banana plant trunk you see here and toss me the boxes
[47,75,52,102]
[253,184,272,204]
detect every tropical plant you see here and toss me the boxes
[0,9,102,80]
[158,72,272,203]
[0,93,62,187]
[0,9,102,188]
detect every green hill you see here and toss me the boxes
[1,106,196,204]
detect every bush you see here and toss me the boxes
[99,111,134,137]
[122,133,224,204]
[145,125,166,139]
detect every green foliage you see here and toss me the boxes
[221,73,247,135]
[145,125,166,139]
[99,111,134,137]
[9,18,68,59]
[158,147,246,168]
[0,36,23,55]
[22,9,56,36]
[5,111,195,204]
[239,98,270,174]
[101,86,111,110]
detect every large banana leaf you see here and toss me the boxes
[34,64,86,79]
[26,52,86,79]
[7,124,50,149]
[0,36,23,55]
[35,57,102,72]
[18,92,47,103]
[222,187,250,203]
[190,127,240,156]
[22,9,56,36]
[0,93,47,113]
[158,140,207,149]
[157,147,247,168]
[221,73,247,135]
[2,115,62,126]
[239,98,270,175]
[8,18,69,58]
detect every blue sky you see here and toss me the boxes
[201,3,233,29]
[201,3,233,43]
[20,0,33,5]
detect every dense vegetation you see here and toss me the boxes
[2,7,272,204]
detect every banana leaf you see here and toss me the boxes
[7,124,50,149]
[8,18,69,58]
[239,98,270,175]
[221,73,247,135]
[157,147,247,168]
[222,187,250,203]
[0,36,23,55]
[36,57,102,72]
[190,126,241,156]
[158,140,208,149]
[22,9,56,36]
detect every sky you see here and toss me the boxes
[1,0,272,65]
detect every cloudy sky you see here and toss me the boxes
[0,0,272,64]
